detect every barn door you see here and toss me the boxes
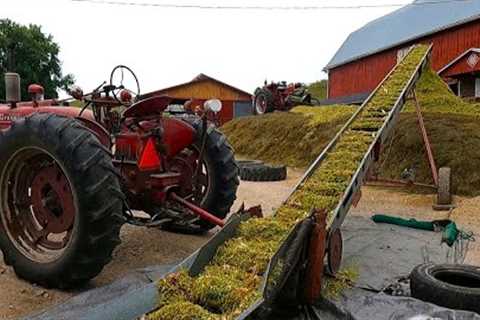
[475,78,480,98]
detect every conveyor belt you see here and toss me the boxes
[289,44,432,232]
[143,45,433,320]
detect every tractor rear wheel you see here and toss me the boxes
[164,122,239,233]
[253,89,274,115]
[0,113,124,288]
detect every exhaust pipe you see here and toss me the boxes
[5,72,21,105]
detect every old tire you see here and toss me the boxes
[437,167,452,205]
[0,113,124,288]
[237,160,264,167]
[240,163,287,182]
[410,263,480,313]
[253,89,274,115]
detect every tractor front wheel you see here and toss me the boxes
[0,113,124,288]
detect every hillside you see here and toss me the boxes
[221,68,480,196]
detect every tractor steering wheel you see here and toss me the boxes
[109,65,141,106]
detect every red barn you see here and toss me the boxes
[143,74,252,125]
[324,0,480,104]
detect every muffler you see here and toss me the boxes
[5,72,21,105]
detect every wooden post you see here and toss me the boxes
[304,209,328,304]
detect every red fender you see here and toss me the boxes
[75,117,112,148]
[0,104,112,147]
[162,117,195,158]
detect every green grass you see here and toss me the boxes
[307,79,328,100]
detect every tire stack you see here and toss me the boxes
[237,160,287,182]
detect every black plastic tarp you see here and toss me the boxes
[24,215,479,320]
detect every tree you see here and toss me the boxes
[0,19,74,100]
[308,79,328,100]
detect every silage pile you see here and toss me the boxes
[222,59,480,196]
[223,105,356,168]
[378,68,480,195]
[145,45,428,320]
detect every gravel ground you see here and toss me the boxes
[0,168,478,319]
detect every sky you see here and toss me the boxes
[1,0,406,96]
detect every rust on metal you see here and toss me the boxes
[326,228,343,276]
[31,166,75,234]
[304,209,328,304]
[169,192,225,227]
[245,205,263,218]
[351,189,362,207]
[412,90,439,186]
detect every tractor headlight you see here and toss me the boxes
[204,99,222,113]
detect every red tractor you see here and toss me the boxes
[0,66,239,288]
[253,81,317,115]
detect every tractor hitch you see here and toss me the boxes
[169,192,225,227]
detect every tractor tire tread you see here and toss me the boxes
[239,163,287,182]
[0,113,124,288]
[170,122,238,232]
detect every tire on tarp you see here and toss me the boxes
[410,263,480,314]
[239,163,287,182]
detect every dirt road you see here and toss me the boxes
[0,169,478,319]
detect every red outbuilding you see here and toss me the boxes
[324,0,480,104]
[143,74,252,125]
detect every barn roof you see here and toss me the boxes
[144,73,252,99]
[325,0,480,70]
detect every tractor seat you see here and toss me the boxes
[122,95,173,118]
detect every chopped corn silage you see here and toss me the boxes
[222,58,480,196]
[147,45,429,319]
[222,105,356,168]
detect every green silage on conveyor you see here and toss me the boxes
[146,45,429,319]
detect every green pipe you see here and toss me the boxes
[371,214,435,231]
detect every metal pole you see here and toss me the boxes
[413,90,439,186]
